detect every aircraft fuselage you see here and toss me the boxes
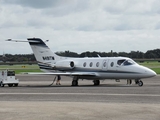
[39,56,156,80]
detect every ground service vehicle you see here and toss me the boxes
[0,70,19,87]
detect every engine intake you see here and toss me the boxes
[70,61,74,68]
[53,61,75,70]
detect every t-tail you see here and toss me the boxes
[27,38,61,72]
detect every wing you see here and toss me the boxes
[26,72,97,77]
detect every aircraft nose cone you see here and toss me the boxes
[146,68,157,77]
[151,70,157,76]
[140,65,157,78]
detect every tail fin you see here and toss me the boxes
[27,38,60,65]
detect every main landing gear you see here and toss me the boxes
[93,80,100,86]
[72,76,78,86]
[71,77,100,86]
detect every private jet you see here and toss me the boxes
[7,38,157,86]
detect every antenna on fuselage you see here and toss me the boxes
[97,54,101,58]
[45,40,49,43]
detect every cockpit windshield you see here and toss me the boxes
[117,59,126,65]
[117,59,136,66]
[123,59,136,66]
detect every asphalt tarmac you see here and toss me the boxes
[0,75,160,120]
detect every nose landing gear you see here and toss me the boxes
[135,79,143,87]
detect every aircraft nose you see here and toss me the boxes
[146,68,157,77]
[151,70,157,76]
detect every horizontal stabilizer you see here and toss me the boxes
[6,39,40,43]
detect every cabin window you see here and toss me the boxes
[111,62,114,67]
[70,61,74,67]
[117,59,126,65]
[83,62,86,67]
[96,62,99,67]
[90,62,93,67]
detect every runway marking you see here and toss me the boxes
[0,93,160,97]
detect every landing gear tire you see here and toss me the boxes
[14,84,18,87]
[138,80,143,87]
[93,80,100,86]
[8,84,13,87]
[72,80,78,86]
[135,79,143,87]
[72,76,78,86]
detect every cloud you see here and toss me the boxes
[1,0,160,31]
[0,0,160,54]
[2,0,61,9]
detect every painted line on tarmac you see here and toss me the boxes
[0,93,160,97]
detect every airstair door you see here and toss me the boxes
[102,59,108,71]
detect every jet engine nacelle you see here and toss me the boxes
[52,61,75,70]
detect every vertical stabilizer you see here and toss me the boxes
[27,38,60,65]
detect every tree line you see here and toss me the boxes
[1,49,160,62]
[56,49,160,59]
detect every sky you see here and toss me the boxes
[0,0,160,55]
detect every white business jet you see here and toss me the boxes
[7,38,156,86]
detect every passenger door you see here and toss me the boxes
[102,59,108,71]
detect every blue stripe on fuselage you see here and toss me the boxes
[38,63,140,74]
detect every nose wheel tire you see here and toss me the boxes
[135,80,143,87]
[138,80,143,87]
